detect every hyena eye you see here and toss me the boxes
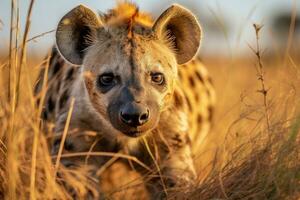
[98,73,115,87]
[151,72,165,85]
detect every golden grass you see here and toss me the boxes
[0,1,300,199]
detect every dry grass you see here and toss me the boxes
[0,1,300,200]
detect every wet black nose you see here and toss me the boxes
[120,102,149,127]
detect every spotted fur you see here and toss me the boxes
[35,2,215,199]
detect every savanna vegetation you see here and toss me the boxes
[0,1,299,199]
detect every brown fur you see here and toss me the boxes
[35,2,215,199]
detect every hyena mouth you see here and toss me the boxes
[118,127,146,137]
[125,130,144,137]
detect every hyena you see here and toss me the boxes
[34,2,215,199]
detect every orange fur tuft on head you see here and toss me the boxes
[100,1,153,27]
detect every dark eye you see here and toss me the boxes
[151,73,165,85]
[98,73,115,87]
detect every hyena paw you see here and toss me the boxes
[164,168,197,189]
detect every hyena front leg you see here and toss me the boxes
[51,125,114,199]
[51,129,102,199]
[161,135,197,189]
[140,112,197,199]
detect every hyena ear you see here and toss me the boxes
[56,5,102,65]
[153,4,201,65]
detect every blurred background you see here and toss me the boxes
[0,0,299,58]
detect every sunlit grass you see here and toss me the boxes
[0,0,300,199]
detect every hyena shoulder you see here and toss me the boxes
[178,59,216,150]
[34,48,80,124]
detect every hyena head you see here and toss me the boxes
[56,3,201,137]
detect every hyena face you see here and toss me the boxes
[56,3,201,137]
[82,32,178,137]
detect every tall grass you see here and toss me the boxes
[0,1,300,199]
[1,1,101,199]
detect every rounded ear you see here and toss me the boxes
[153,4,202,65]
[56,5,102,65]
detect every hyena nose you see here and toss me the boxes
[120,102,149,127]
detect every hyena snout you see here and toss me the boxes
[119,102,149,127]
